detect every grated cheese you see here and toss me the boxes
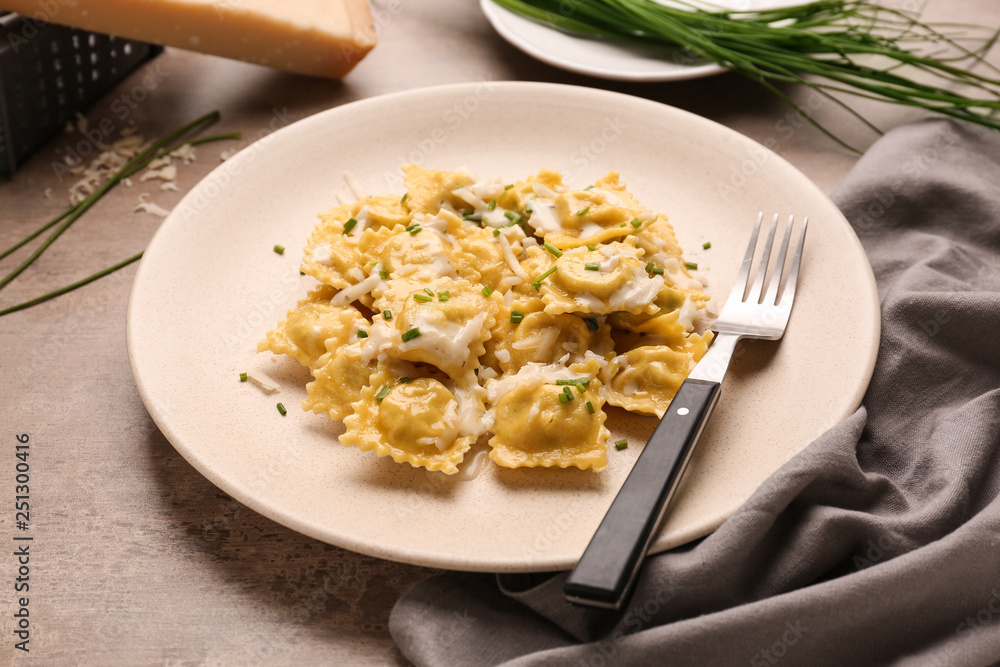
[140,164,177,182]
[247,371,280,394]
[134,202,172,217]
[497,233,529,281]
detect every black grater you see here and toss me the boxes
[0,11,162,176]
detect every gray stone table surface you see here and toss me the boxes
[2,0,998,663]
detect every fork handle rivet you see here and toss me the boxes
[676,407,690,416]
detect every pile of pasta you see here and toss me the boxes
[258,166,716,474]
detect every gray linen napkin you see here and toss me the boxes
[390,118,1000,667]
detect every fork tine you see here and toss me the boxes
[763,215,795,306]
[747,213,779,303]
[728,212,764,304]
[779,217,808,308]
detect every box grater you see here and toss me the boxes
[0,11,162,176]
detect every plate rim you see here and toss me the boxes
[480,0,727,82]
[126,80,881,571]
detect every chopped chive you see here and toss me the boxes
[488,199,497,211]
[375,384,391,401]
[703,241,712,249]
[409,226,422,235]
[464,213,483,222]
[239,372,248,382]
[587,245,597,251]
[438,290,451,302]
[630,218,642,228]
[510,309,524,324]
[563,386,575,402]
[273,244,285,254]
[615,439,628,450]
[576,206,590,216]
[413,293,432,303]
[685,261,698,270]
[504,210,522,225]
[405,223,419,231]
[585,262,600,271]
[357,329,368,338]
[619,221,627,227]
[645,261,655,272]
[401,327,422,342]
[382,310,392,320]
[277,403,287,416]
[586,317,599,332]
[482,286,493,297]
[586,400,595,413]
[531,265,558,290]
[462,208,472,216]
[493,229,501,237]
[379,269,389,280]
[400,193,408,205]
[555,378,590,394]
[504,184,514,191]
[525,200,534,213]
[399,377,410,383]
[584,185,594,190]
[0,111,237,314]
[423,288,434,296]
[543,242,563,258]
[342,218,358,234]
[651,267,664,275]
[559,392,571,404]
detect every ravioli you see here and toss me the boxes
[538,239,665,316]
[256,286,367,368]
[341,367,484,475]
[256,165,715,475]
[303,342,374,421]
[601,334,714,417]
[302,194,409,290]
[486,357,610,471]
[370,277,501,381]
[493,309,612,374]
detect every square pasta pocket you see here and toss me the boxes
[257,166,716,475]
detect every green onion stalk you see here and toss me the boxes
[493,0,1000,150]
[0,111,240,317]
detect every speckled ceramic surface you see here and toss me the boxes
[126,81,880,572]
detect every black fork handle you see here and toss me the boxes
[564,378,722,610]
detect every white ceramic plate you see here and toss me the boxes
[127,82,879,572]
[481,0,801,82]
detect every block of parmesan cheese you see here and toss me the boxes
[0,0,376,79]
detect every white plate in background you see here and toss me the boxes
[481,0,802,82]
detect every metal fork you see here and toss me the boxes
[564,212,808,611]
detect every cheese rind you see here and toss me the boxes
[2,0,377,79]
